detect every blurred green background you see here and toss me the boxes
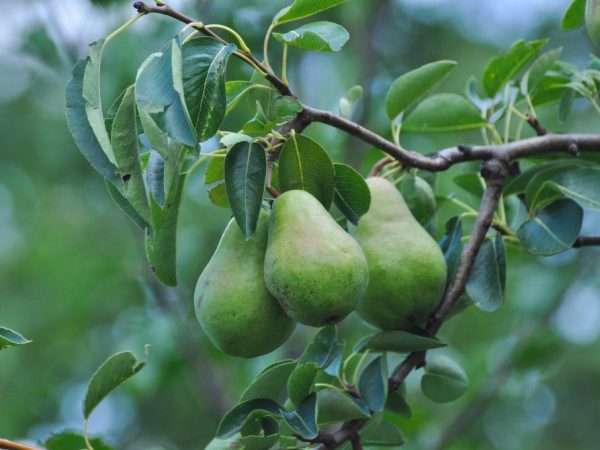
[1,0,600,449]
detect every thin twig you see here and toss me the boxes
[573,236,600,247]
[369,157,394,177]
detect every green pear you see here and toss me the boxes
[353,177,447,330]
[587,0,600,48]
[194,210,295,358]
[264,190,369,327]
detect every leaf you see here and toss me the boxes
[82,39,117,164]
[45,431,114,450]
[280,393,318,439]
[205,436,244,450]
[453,173,484,198]
[105,180,150,230]
[421,355,469,403]
[83,351,145,419]
[316,388,370,424]
[66,58,118,182]
[398,175,436,225]
[324,341,344,377]
[546,168,600,211]
[332,164,370,225]
[135,40,196,147]
[278,133,335,208]
[521,48,563,97]
[240,417,279,450]
[358,356,387,412]
[505,160,591,196]
[241,360,296,402]
[298,325,338,368]
[363,330,446,353]
[482,39,547,97]
[110,85,150,223]
[181,37,236,142]
[217,399,282,439]
[386,390,412,419]
[402,93,487,133]
[362,422,405,447]
[204,155,230,208]
[145,173,187,286]
[0,326,31,351]
[274,0,350,25]
[561,0,586,30]
[274,21,349,52]
[385,60,457,120]
[288,363,320,406]
[559,89,576,122]
[224,142,267,239]
[439,217,463,283]
[517,199,583,256]
[465,234,506,312]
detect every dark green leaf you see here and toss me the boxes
[398,175,436,225]
[241,360,296,402]
[0,326,31,350]
[224,142,267,239]
[363,330,446,353]
[517,199,583,256]
[288,363,320,406]
[403,93,487,132]
[316,388,370,424]
[105,180,150,230]
[182,37,236,142]
[386,389,412,419]
[505,160,591,196]
[66,58,118,182]
[546,168,600,210]
[562,0,586,30]
[385,60,457,120]
[298,325,338,368]
[280,393,318,440]
[83,351,145,419]
[559,89,576,122]
[362,421,405,447]
[324,342,344,377]
[358,356,387,412]
[453,173,484,198]
[439,217,463,283]
[333,163,370,225]
[226,80,256,115]
[240,411,280,450]
[421,355,469,403]
[110,85,150,222]
[45,431,114,450]
[278,133,335,208]
[274,0,350,25]
[135,39,196,147]
[217,399,282,439]
[482,39,547,97]
[465,235,506,312]
[274,21,349,52]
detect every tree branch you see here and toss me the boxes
[0,439,41,450]
[573,236,600,247]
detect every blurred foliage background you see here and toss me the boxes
[1,0,600,449]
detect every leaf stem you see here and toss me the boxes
[263,23,277,71]
[282,44,289,86]
[205,24,251,52]
[83,419,95,450]
[104,12,144,46]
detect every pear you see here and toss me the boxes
[587,0,600,48]
[353,177,447,330]
[194,210,295,358]
[264,190,369,327]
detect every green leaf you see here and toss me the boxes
[421,355,469,403]
[505,160,591,196]
[398,175,436,225]
[298,325,338,368]
[386,389,412,419]
[358,356,387,412]
[562,0,586,30]
[403,93,487,133]
[226,80,256,115]
[83,351,145,419]
[521,48,563,96]
[362,421,405,447]
[135,40,196,147]
[240,412,280,450]
[453,173,484,198]
[274,0,350,25]
[545,168,600,210]
[278,133,335,208]
[465,234,506,312]
[385,60,457,120]
[224,142,267,239]
[205,436,244,450]
[517,199,583,256]
[280,393,318,440]
[332,163,370,225]
[145,172,187,286]
[105,180,150,230]
[204,155,230,208]
[82,39,117,164]
[439,217,463,283]
[66,58,118,183]
[288,363,320,406]
[559,89,576,122]
[217,399,282,439]
[241,360,296,402]
[45,431,114,450]
[316,388,370,424]
[110,85,150,223]
[363,330,446,353]
[182,37,236,142]
[482,39,547,97]
[324,342,344,377]
[274,21,349,52]
[0,326,32,351]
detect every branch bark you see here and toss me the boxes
[0,439,41,450]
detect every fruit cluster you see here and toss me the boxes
[194,177,447,357]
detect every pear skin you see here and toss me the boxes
[353,177,447,330]
[195,210,295,358]
[264,190,369,327]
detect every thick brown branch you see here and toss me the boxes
[526,114,547,136]
[0,439,41,450]
[573,236,600,247]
